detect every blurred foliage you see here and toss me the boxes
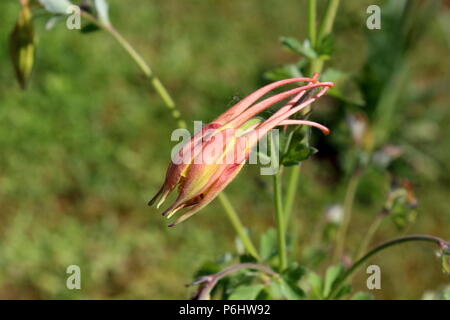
[0,0,449,299]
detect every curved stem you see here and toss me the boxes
[273,172,287,271]
[329,235,449,299]
[218,193,260,260]
[191,263,277,300]
[80,11,186,128]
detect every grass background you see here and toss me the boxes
[0,0,449,299]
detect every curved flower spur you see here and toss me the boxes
[149,74,334,226]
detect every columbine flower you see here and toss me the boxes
[149,74,334,226]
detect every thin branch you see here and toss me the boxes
[329,234,450,299]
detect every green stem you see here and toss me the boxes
[333,171,361,262]
[307,0,340,77]
[329,235,449,299]
[218,193,260,260]
[273,172,287,271]
[80,11,261,259]
[307,0,317,48]
[355,214,384,260]
[317,0,341,44]
[309,59,324,75]
[283,0,318,237]
[283,0,340,250]
[80,11,186,129]
[284,164,301,228]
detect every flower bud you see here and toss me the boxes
[10,3,35,89]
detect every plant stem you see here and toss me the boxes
[282,0,340,249]
[192,263,278,300]
[273,172,287,271]
[218,193,260,260]
[80,11,260,258]
[317,0,341,44]
[307,0,317,48]
[329,235,449,299]
[284,164,301,228]
[333,171,361,262]
[355,214,384,260]
[80,11,186,129]
[307,0,340,77]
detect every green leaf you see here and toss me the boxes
[264,63,303,82]
[281,126,317,167]
[282,262,306,283]
[228,284,264,300]
[323,264,344,298]
[39,0,73,14]
[351,292,374,300]
[259,228,277,261]
[273,278,305,300]
[94,0,111,25]
[333,284,352,300]
[306,272,323,299]
[317,34,334,56]
[280,37,317,59]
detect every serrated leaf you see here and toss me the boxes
[10,4,35,89]
[228,284,264,300]
[39,0,73,14]
[323,264,344,298]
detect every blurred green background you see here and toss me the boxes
[0,0,449,299]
